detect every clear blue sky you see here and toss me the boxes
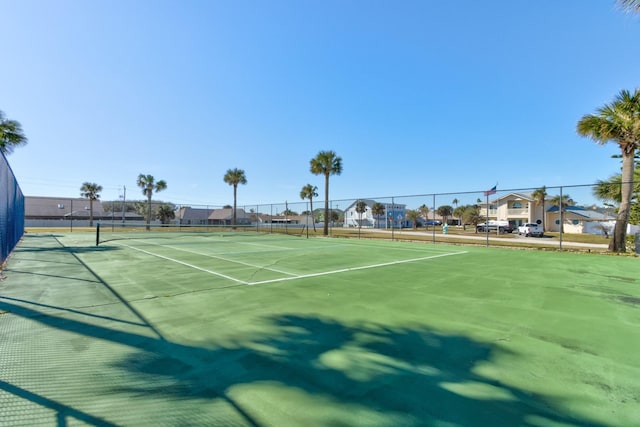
[2,0,639,210]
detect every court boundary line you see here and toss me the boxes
[119,242,467,287]
[248,251,468,285]
[120,243,249,284]
[145,241,299,277]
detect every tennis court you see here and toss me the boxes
[1,231,639,426]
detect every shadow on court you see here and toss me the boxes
[0,297,604,427]
[1,234,614,426]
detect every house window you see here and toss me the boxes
[512,202,522,208]
[555,219,560,225]
[58,204,64,209]
[572,220,579,225]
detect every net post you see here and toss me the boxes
[96,222,100,246]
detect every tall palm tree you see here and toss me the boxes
[593,166,640,225]
[617,0,640,13]
[593,168,640,203]
[310,150,343,236]
[531,186,548,231]
[223,168,247,228]
[0,110,28,155]
[577,89,640,252]
[137,174,167,230]
[80,182,102,227]
[452,198,459,209]
[300,184,318,231]
[371,202,385,228]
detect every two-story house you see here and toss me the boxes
[479,193,545,229]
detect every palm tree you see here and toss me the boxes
[617,0,640,13]
[437,205,453,226]
[80,182,102,227]
[355,200,367,230]
[405,209,419,230]
[0,110,28,155]
[158,204,175,225]
[310,150,343,236]
[371,202,385,228]
[577,89,640,252]
[452,198,459,209]
[593,168,640,203]
[300,184,318,231]
[549,194,575,233]
[137,174,167,230]
[531,186,548,231]
[453,205,467,229]
[418,204,430,229]
[223,168,247,228]
[464,205,483,233]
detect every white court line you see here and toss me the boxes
[248,251,468,286]
[120,243,249,284]
[120,242,467,287]
[145,242,298,277]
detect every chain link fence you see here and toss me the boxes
[162,182,636,251]
[1,152,24,264]
[23,181,639,252]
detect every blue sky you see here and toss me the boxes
[2,1,639,210]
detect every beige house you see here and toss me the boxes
[479,193,616,233]
[479,192,545,229]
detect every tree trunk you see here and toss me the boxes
[146,193,152,231]
[232,185,237,229]
[323,174,329,236]
[610,150,635,252]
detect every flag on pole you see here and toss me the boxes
[483,185,497,196]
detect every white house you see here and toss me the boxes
[343,199,407,228]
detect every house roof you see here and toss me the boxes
[344,199,405,210]
[546,205,615,220]
[25,196,106,218]
[488,192,534,203]
[208,208,249,220]
[176,207,212,220]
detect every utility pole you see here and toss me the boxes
[121,185,126,222]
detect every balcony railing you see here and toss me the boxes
[507,208,529,216]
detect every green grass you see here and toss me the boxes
[2,232,639,426]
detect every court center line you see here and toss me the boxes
[119,243,250,284]
[248,250,468,286]
[144,241,299,277]
[120,242,466,288]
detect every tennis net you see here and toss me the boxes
[95,222,261,245]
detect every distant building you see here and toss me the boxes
[175,207,251,226]
[24,196,143,227]
[343,199,408,228]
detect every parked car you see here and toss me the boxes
[424,220,442,226]
[476,220,514,234]
[518,223,544,237]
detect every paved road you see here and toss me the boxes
[364,228,610,250]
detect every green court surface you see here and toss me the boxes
[1,231,639,426]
